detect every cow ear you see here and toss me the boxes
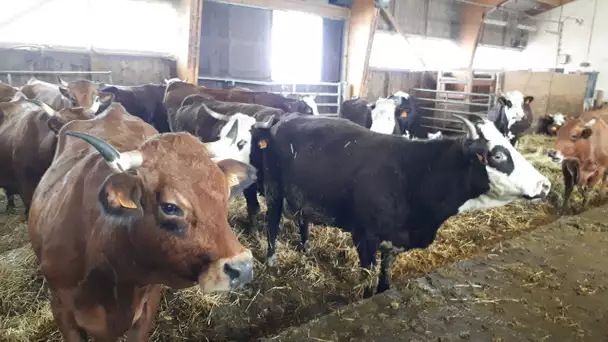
[47,116,67,134]
[524,96,534,104]
[214,159,257,198]
[497,97,508,106]
[98,172,144,220]
[59,86,71,99]
[581,128,593,139]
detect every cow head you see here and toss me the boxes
[26,97,113,133]
[0,82,19,103]
[64,130,256,291]
[454,114,551,212]
[370,97,399,135]
[284,95,318,115]
[490,91,534,137]
[57,77,113,109]
[547,116,597,163]
[543,113,566,135]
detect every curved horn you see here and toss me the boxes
[58,76,69,87]
[201,103,230,121]
[66,131,143,172]
[25,99,56,116]
[88,96,100,115]
[253,115,275,129]
[452,114,479,140]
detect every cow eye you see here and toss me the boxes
[492,151,507,162]
[160,203,184,217]
[236,139,247,150]
[571,135,578,141]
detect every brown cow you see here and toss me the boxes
[0,82,19,102]
[20,76,111,111]
[548,114,608,211]
[163,80,317,121]
[0,97,113,214]
[28,103,256,340]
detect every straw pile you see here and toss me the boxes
[0,134,603,341]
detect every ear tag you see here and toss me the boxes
[476,153,488,165]
[400,111,408,118]
[258,139,268,149]
[227,174,240,188]
[117,192,137,209]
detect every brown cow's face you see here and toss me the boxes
[93,133,255,291]
[0,82,18,102]
[552,118,594,163]
[58,78,111,110]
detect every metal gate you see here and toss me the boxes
[0,70,113,86]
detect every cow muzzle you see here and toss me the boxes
[523,177,551,201]
[547,149,564,163]
[198,249,254,292]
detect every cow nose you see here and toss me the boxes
[223,260,254,288]
[537,178,551,197]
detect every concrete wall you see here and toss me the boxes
[0,49,175,86]
[524,0,607,91]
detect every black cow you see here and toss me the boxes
[169,95,278,227]
[487,91,534,147]
[99,83,170,133]
[256,112,551,298]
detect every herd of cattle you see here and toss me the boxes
[0,75,602,340]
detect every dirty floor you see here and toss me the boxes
[265,205,608,342]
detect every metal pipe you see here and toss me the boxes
[0,70,112,75]
[411,88,493,97]
[197,75,341,87]
[416,97,490,107]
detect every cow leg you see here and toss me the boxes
[125,286,162,342]
[561,159,579,214]
[50,292,87,342]
[377,244,405,294]
[4,188,16,212]
[243,185,260,232]
[354,233,379,299]
[296,216,310,253]
[265,186,284,268]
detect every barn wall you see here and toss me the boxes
[524,0,608,92]
[0,49,174,86]
[378,0,459,40]
[365,69,436,101]
[502,71,588,117]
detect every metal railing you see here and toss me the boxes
[197,76,344,116]
[411,88,496,135]
[0,70,113,86]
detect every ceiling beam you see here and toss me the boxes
[534,0,577,6]
[346,0,379,98]
[207,0,349,20]
[459,0,505,69]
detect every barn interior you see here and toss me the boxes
[1,0,608,341]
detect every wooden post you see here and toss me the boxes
[176,0,203,84]
[346,0,378,99]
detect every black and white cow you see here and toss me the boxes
[255,110,551,298]
[487,91,534,147]
[535,113,566,136]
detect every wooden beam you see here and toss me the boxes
[346,0,378,99]
[207,0,349,20]
[380,8,426,70]
[459,0,505,69]
[534,0,577,6]
[176,0,203,84]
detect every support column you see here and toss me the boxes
[176,0,203,84]
[346,0,378,99]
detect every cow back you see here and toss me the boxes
[20,82,71,111]
[339,98,372,129]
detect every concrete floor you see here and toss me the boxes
[264,205,608,342]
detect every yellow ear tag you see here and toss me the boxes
[551,126,558,132]
[227,174,240,188]
[117,194,137,209]
[258,139,268,149]
[400,111,408,118]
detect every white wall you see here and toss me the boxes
[524,0,607,91]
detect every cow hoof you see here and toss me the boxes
[296,241,310,253]
[266,254,277,268]
[363,287,374,299]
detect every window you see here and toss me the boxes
[0,0,179,55]
[271,10,323,83]
[370,31,464,70]
[472,45,526,70]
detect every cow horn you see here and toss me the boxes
[452,114,479,140]
[88,96,101,115]
[66,131,143,172]
[254,115,275,129]
[58,77,69,87]
[201,103,230,121]
[25,99,56,116]
[584,118,597,127]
